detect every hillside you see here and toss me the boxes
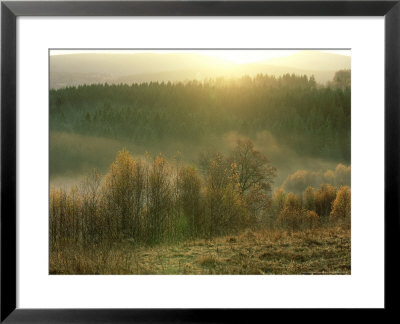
[264,50,351,71]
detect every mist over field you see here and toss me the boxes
[49,50,351,275]
[50,129,341,190]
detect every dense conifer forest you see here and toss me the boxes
[50,72,350,182]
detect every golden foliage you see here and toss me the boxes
[330,186,351,225]
[303,186,316,211]
[315,184,337,218]
[284,192,302,210]
[204,155,248,236]
[305,210,320,229]
[276,206,305,231]
[271,188,286,215]
[50,140,350,262]
[283,164,351,193]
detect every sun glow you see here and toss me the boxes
[49,49,350,65]
[201,50,295,64]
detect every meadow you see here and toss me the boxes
[50,227,350,275]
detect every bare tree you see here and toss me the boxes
[230,139,277,195]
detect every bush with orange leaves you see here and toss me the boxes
[305,210,320,229]
[315,184,337,219]
[275,192,321,230]
[275,206,305,231]
[284,192,302,209]
[303,186,316,212]
[270,188,286,221]
[329,186,351,226]
[276,193,303,230]
[275,206,320,231]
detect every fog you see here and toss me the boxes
[50,129,342,190]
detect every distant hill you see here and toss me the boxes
[50,53,232,75]
[263,50,351,71]
[50,51,350,89]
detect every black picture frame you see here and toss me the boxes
[1,0,399,322]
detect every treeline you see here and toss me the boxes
[50,140,276,248]
[50,140,350,251]
[50,71,350,162]
[282,163,351,194]
[271,185,350,231]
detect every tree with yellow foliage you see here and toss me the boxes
[271,188,286,219]
[330,186,351,225]
[276,193,305,231]
[305,210,320,229]
[315,184,337,219]
[303,186,316,212]
[103,149,145,240]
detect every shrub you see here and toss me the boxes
[276,194,320,231]
[276,206,305,231]
[245,183,271,224]
[305,210,320,229]
[271,187,285,207]
[330,186,351,225]
[204,155,248,236]
[303,186,316,211]
[315,184,336,219]
[284,192,302,209]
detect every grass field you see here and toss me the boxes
[50,226,350,275]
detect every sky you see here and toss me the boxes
[49,49,351,64]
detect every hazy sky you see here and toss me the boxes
[49,49,350,64]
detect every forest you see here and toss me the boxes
[50,72,350,181]
[50,70,351,275]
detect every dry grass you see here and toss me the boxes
[50,226,350,275]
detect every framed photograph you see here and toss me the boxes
[1,0,399,321]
